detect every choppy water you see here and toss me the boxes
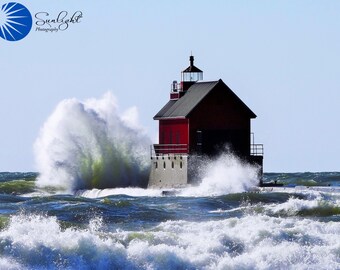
[0,171,339,269]
[2,93,338,269]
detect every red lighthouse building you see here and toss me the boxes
[148,56,263,188]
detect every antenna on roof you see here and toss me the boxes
[190,55,194,68]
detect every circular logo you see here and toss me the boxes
[0,2,32,41]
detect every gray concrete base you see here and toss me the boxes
[148,155,188,188]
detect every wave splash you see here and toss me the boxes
[80,152,260,198]
[180,153,260,196]
[34,92,151,192]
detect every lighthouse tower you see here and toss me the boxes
[148,56,263,188]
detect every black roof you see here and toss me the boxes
[154,79,256,119]
[182,55,203,73]
[182,65,203,73]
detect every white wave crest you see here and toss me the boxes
[0,213,339,269]
[34,92,151,192]
[180,153,260,196]
[78,187,162,198]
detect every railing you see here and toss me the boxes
[171,81,182,92]
[251,144,264,156]
[151,144,188,156]
[151,143,263,157]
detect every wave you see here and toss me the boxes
[180,153,260,196]
[262,195,340,218]
[0,179,35,195]
[34,92,151,193]
[0,213,339,269]
[0,172,37,183]
[264,172,340,186]
[78,188,162,198]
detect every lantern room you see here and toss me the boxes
[181,55,203,91]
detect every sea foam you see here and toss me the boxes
[0,213,339,269]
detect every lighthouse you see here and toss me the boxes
[148,56,263,188]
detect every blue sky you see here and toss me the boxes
[1,0,340,172]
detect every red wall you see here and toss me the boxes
[188,86,251,156]
[159,119,189,145]
[189,87,250,130]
